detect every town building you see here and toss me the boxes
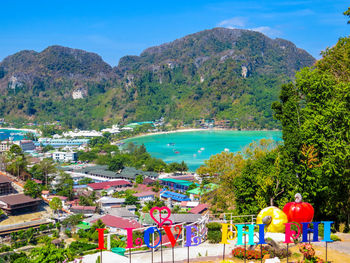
[90,214,142,234]
[132,191,156,202]
[14,140,35,151]
[52,151,77,162]
[159,178,195,192]
[70,205,96,216]
[87,180,132,191]
[187,183,218,201]
[190,204,209,214]
[0,194,41,215]
[0,175,13,196]
[0,141,11,152]
[97,197,126,208]
[160,190,191,203]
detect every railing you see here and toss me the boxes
[208,213,256,225]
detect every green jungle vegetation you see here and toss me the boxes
[197,12,350,229]
[0,28,314,130]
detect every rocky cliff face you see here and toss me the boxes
[0,28,315,129]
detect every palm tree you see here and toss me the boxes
[39,158,57,187]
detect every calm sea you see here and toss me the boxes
[123,130,282,171]
[0,129,28,141]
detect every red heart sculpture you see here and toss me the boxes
[149,206,173,227]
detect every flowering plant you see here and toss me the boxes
[232,246,269,260]
[297,243,329,263]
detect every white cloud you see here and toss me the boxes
[218,17,246,28]
[218,17,281,38]
[249,26,281,37]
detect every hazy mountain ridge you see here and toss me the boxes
[0,28,315,129]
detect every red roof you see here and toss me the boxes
[134,184,153,192]
[143,178,155,184]
[133,191,155,197]
[190,204,209,214]
[88,180,132,190]
[71,205,96,211]
[91,214,142,229]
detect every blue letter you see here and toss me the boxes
[144,227,162,248]
[301,222,320,242]
[236,224,255,246]
[321,221,333,242]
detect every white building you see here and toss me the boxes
[101,124,120,134]
[52,151,77,162]
[0,141,11,152]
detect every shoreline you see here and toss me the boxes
[121,127,281,141]
[0,127,39,134]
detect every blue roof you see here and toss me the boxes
[160,190,191,202]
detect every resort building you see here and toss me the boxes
[159,178,195,192]
[0,175,13,196]
[37,138,89,147]
[72,165,158,181]
[0,194,41,215]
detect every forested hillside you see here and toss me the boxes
[0,28,315,129]
[198,32,350,225]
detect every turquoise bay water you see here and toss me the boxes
[0,129,28,141]
[123,130,282,171]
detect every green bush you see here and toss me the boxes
[331,234,341,242]
[207,222,222,243]
[69,241,97,255]
[64,229,72,238]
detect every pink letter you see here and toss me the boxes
[284,223,301,243]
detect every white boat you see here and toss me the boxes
[200,147,205,151]
[224,148,230,152]
[198,150,202,153]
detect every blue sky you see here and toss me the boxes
[1,0,349,66]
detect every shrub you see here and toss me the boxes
[64,229,72,238]
[330,234,341,241]
[232,246,269,260]
[69,241,97,255]
[207,222,222,243]
[39,224,48,231]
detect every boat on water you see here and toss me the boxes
[198,150,202,153]
[200,147,205,151]
[224,148,230,152]
[175,151,180,154]
[167,143,175,146]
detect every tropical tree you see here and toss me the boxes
[272,33,350,223]
[135,174,143,184]
[24,180,41,198]
[49,197,62,214]
[55,171,74,200]
[38,158,56,187]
